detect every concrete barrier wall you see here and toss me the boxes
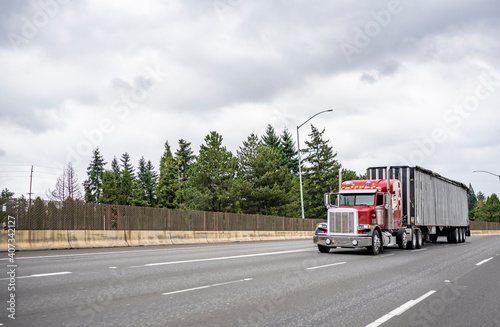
[2,230,499,251]
[470,230,500,236]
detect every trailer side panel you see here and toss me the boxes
[367,166,469,228]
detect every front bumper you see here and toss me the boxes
[313,234,372,248]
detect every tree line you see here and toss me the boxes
[468,187,500,223]
[2,124,497,222]
[81,124,363,219]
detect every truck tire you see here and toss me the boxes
[408,229,417,250]
[397,229,407,249]
[367,231,382,255]
[458,228,464,243]
[450,228,459,244]
[461,228,467,243]
[415,229,423,249]
[318,244,330,253]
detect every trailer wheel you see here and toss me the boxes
[367,231,381,255]
[397,229,407,249]
[415,229,423,249]
[318,244,330,253]
[450,228,459,244]
[461,228,467,243]
[458,228,464,243]
[408,229,417,250]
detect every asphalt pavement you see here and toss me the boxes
[1,236,499,326]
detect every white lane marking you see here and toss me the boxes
[0,245,231,261]
[136,248,315,268]
[163,278,253,296]
[0,271,72,281]
[365,290,436,327]
[306,262,346,270]
[411,248,428,252]
[476,257,494,266]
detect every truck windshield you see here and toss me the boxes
[339,194,375,206]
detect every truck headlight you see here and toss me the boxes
[358,224,372,231]
[325,238,332,245]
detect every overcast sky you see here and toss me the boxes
[1,0,499,200]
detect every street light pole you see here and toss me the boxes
[297,109,333,219]
[473,170,500,181]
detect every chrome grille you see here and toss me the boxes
[328,211,356,234]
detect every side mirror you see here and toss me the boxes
[324,193,330,207]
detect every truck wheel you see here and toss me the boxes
[461,228,467,243]
[430,234,438,242]
[367,231,381,255]
[415,229,423,249]
[318,244,330,253]
[408,229,417,250]
[458,228,464,243]
[450,228,459,244]
[397,229,407,249]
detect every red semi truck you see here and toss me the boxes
[313,166,470,255]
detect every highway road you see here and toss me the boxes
[1,236,499,327]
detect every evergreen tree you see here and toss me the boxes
[279,128,299,175]
[236,134,293,215]
[157,141,178,208]
[130,178,147,207]
[99,171,118,204]
[477,192,486,203]
[302,124,340,219]
[486,194,500,222]
[468,184,477,211]
[118,168,133,205]
[120,152,135,178]
[137,157,158,207]
[262,124,280,150]
[174,139,195,207]
[28,197,47,229]
[235,134,261,213]
[342,168,365,182]
[110,157,122,201]
[83,148,107,203]
[118,153,134,205]
[186,131,237,212]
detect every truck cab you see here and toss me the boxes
[314,179,405,255]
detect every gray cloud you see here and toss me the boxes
[0,0,499,197]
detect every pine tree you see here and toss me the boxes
[111,157,122,199]
[83,148,107,203]
[279,128,299,175]
[236,134,293,215]
[130,178,147,207]
[118,168,134,205]
[174,139,195,207]
[302,124,340,219]
[186,131,237,212]
[235,134,261,213]
[262,124,280,150]
[118,152,134,205]
[98,171,118,204]
[120,152,135,178]
[342,168,365,182]
[157,141,178,208]
[137,157,158,207]
[468,184,477,212]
